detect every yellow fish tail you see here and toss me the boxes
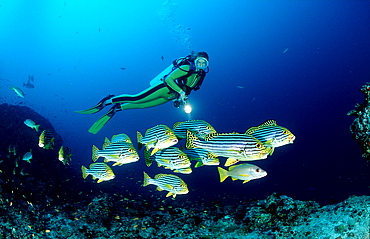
[185,130,197,149]
[143,149,152,167]
[81,166,88,179]
[137,131,143,150]
[91,145,100,162]
[218,167,229,182]
[143,172,150,187]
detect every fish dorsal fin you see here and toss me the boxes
[261,119,277,127]
[204,133,218,141]
[154,174,168,180]
[245,120,278,134]
[245,126,259,135]
[172,121,182,129]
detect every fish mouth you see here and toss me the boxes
[260,153,268,159]
[288,135,296,143]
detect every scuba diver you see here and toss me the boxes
[76,51,209,134]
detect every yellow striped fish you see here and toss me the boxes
[186,131,272,166]
[81,163,115,183]
[143,172,189,198]
[173,120,217,140]
[58,146,72,165]
[92,142,139,166]
[38,129,54,149]
[137,124,178,155]
[105,133,132,145]
[245,120,295,154]
[144,147,191,172]
[182,148,220,168]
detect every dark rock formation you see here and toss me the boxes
[348,82,370,159]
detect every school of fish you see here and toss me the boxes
[6,117,73,178]
[82,119,295,198]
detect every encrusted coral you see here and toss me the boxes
[348,82,370,159]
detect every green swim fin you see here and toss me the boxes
[75,95,114,114]
[88,104,120,134]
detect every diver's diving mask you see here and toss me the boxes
[194,57,209,70]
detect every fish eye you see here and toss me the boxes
[256,143,263,149]
[256,168,260,172]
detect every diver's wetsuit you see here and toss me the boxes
[76,59,207,134]
[111,64,203,111]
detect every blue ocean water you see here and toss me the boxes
[0,0,369,206]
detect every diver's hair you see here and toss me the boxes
[197,51,209,60]
[188,51,209,61]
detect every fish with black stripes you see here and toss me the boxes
[245,119,295,154]
[173,119,216,140]
[92,141,139,166]
[137,124,178,155]
[143,172,189,198]
[144,147,191,173]
[81,163,115,183]
[186,131,272,166]
[182,148,220,167]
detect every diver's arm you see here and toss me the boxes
[164,65,190,94]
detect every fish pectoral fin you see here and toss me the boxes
[265,139,274,145]
[225,158,239,167]
[107,155,120,159]
[112,162,122,166]
[268,147,275,155]
[150,148,160,155]
[163,183,174,190]
[166,192,175,198]
[239,174,251,177]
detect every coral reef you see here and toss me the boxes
[0,191,369,238]
[348,82,370,159]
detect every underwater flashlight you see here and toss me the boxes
[184,104,192,114]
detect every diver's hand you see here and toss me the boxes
[179,90,188,103]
